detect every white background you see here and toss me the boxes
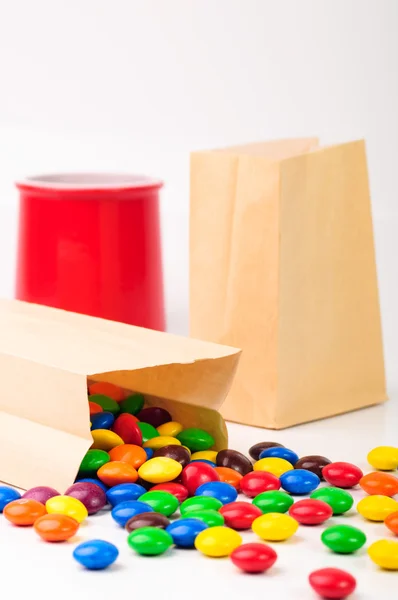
[0,1,398,598]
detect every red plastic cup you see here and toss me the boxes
[15,173,165,331]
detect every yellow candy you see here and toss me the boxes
[157,421,184,437]
[138,457,182,483]
[357,495,398,521]
[91,429,124,451]
[253,457,293,477]
[194,526,242,557]
[143,436,182,450]
[368,539,398,570]
[367,446,398,471]
[46,495,88,523]
[252,513,299,541]
[191,451,218,462]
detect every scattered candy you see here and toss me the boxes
[34,514,79,542]
[89,401,103,415]
[109,444,147,469]
[127,526,174,555]
[252,490,294,514]
[143,436,181,450]
[181,461,220,495]
[46,495,88,523]
[177,428,215,452]
[259,446,299,465]
[309,568,356,599]
[367,446,398,471]
[321,524,367,554]
[191,451,218,463]
[150,482,189,503]
[252,513,299,541]
[97,461,138,486]
[240,471,281,497]
[65,482,107,515]
[0,486,21,511]
[89,394,120,415]
[360,471,398,496]
[125,512,170,532]
[219,501,262,530]
[112,413,143,445]
[280,469,320,495]
[137,407,172,428]
[157,421,184,437]
[289,499,333,525]
[195,481,238,505]
[119,393,144,415]
[4,499,46,526]
[294,455,332,480]
[22,486,59,504]
[230,542,277,573]
[322,462,363,488]
[357,495,398,521]
[368,539,398,570]
[166,518,209,548]
[253,457,293,477]
[73,540,119,570]
[90,411,115,431]
[385,511,398,535]
[153,445,191,467]
[249,442,284,461]
[191,459,216,467]
[139,491,179,517]
[187,509,224,527]
[105,483,145,506]
[76,478,108,492]
[79,449,110,476]
[111,500,153,527]
[89,381,124,401]
[138,422,160,443]
[138,457,182,483]
[181,496,223,515]
[310,487,354,515]
[214,466,242,490]
[195,526,242,557]
[216,449,253,476]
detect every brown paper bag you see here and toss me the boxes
[0,299,240,491]
[190,138,387,429]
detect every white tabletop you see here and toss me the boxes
[1,398,397,600]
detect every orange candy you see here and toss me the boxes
[109,444,147,469]
[97,460,138,486]
[34,514,79,542]
[4,499,46,526]
[89,382,124,402]
[360,472,398,497]
[385,511,398,535]
[89,401,103,416]
[215,467,243,490]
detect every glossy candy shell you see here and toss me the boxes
[109,444,147,469]
[150,483,189,503]
[214,467,242,490]
[177,428,215,452]
[357,495,398,521]
[309,568,356,599]
[385,511,398,535]
[138,457,182,484]
[195,481,238,505]
[252,513,299,541]
[125,512,170,532]
[0,486,22,511]
[322,462,363,488]
[240,471,281,498]
[136,407,172,428]
[97,461,138,486]
[181,462,220,496]
[90,411,115,431]
[34,514,79,542]
[119,394,145,415]
[137,422,160,443]
[249,442,284,461]
[294,455,332,480]
[367,446,398,471]
[127,526,173,555]
[259,447,299,465]
[153,445,191,468]
[89,394,120,415]
[321,524,366,554]
[4,499,46,526]
[79,449,110,476]
[253,457,293,477]
[230,543,277,573]
[181,496,223,515]
[106,483,146,506]
[157,421,184,437]
[280,469,320,495]
[195,526,242,557]
[186,510,224,527]
[359,472,398,496]
[65,482,107,515]
[46,496,88,523]
[166,518,209,548]
[111,501,153,527]
[219,502,263,530]
[73,540,119,570]
[112,413,143,446]
[216,449,253,476]
[368,539,398,570]
[252,491,294,514]
[89,382,124,401]
[310,487,354,515]
[139,491,179,517]
[289,499,333,525]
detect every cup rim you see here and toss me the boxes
[15,172,163,191]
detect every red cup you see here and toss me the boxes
[15,173,165,330]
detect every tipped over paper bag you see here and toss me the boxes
[190,138,387,429]
[0,299,240,491]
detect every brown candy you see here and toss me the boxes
[248,442,284,461]
[125,511,170,532]
[136,406,172,428]
[153,445,191,468]
[216,449,253,476]
[294,455,332,480]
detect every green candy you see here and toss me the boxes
[120,393,145,415]
[138,422,160,443]
[139,491,179,517]
[321,524,367,554]
[310,487,354,515]
[181,496,223,515]
[176,428,215,452]
[78,449,110,475]
[187,510,224,527]
[252,491,294,514]
[127,526,173,556]
[89,394,120,415]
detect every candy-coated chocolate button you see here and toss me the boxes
[253,457,293,477]
[76,478,108,492]
[240,471,281,498]
[187,510,224,527]
[181,462,220,496]
[166,518,209,548]
[137,422,160,443]
[195,526,242,557]
[214,467,242,490]
[79,449,110,476]
[89,401,103,415]
[219,501,262,530]
[157,421,184,437]
[65,482,107,515]
[91,429,124,451]
[0,486,22,512]
[119,393,145,415]
[249,442,284,461]
[106,483,146,506]
[139,491,179,517]
[112,500,153,527]
[150,483,189,503]
[181,496,223,515]
[4,499,46,526]
[191,451,218,463]
[73,540,119,570]
[46,495,88,523]
[143,436,181,450]
[360,472,398,496]
[288,499,333,525]
[367,446,398,471]
[138,457,182,484]
[230,542,277,573]
[89,382,124,401]
[323,462,363,488]
[91,411,115,431]
[136,407,172,428]
[310,487,354,515]
[357,495,398,521]
[177,428,215,452]
[294,455,332,480]
[112,414,143,446]
[195,481,238,505]
[252,491,294,514]
[368,539,398,570]
[89,394,120,415]
[309,568,356,599]
[280,469,320,495]
[153,445,191,468]
[259,447,299,466]
[385,511,398,535]
[252,513,298,541]
[97,461,138,486]
[126,512,170,532]
[109,444,147,469]
[216,449,253,476]
[128,526,173,555]
[321,524,366,554]
[22,486,59,504]
[34,514,79,542]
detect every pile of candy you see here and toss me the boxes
[0,381,398,599]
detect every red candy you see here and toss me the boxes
[230,543,277,573]
[309,568,356,599]
[240,471,281,498]
[150,483,189,503]
[181,462,220,496]
[288,499,333,525]
[220,501,262,530]
[112,413,143,446]
[322,462,363,489]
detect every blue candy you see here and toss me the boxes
[106,483,147,507]
[144,448,154,460]
[0,486,21,512]
[76,478,109,492]
[73,539,119,570]
[280,469,320,495]
[166,518,208,548]
[111,501,153,527]
[191,459,217,467]
[259,447,299,465]
[195,481,238,504]
[90,411,115,431]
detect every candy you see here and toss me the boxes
[216,449,253,476]
[294,455,331,480]
[111,500,153,527]
[322,462,363,488]
[127,526,174,555]
[34,514,79,542]
[109,444,147,469]
[139,491,179,517]
[143,436,182,450]
[78,449,110,476]
[76,478,108,492]
[89,401,103,415]
[230,543,277,573]
[181,496,223,515]
[310,487,354,515]
[214,467,242,490]
[195,481,238,505]
[90,411,115,431]
[280,469,320,495]
[73,540,119,570]
[252,513,299,541]
[191,451,218,463]
[249,442,284,461]
[385,511,398,535]
[65,482,107,515]
[240,471,281,497]
[177,428,215,452]
[106,483,146,506]
[137,407,172,428]
[181,462,220,495]
[119,393,145,415]
[97,461,138,486]
[359,471,398,496]
[195,526,242,557]
[187,510,224,527]
[219,501,262,530]
[253,457,293,477]
[259,447,299,465]
[0,486,21,511]
[252,490,294,514]
[89,394,120,415]
[367,446,398,471]
[157,421,184,437]
[89,382,124,401]
[357,495,398,521]
[91,429,124,451]
[166,518,209,548]
[144,448,154,460]
[138,457,182,484]
[321,524,366,554]
[126,512,170,532]
[150,483,189,503]
[309,568,356,599]
[191,459,217,467]
[368,539,398,570]
[153,445,191,468]
[46,495,88,523]
[4,499,46,526]
[137,422,160,443]
[112,413,143,445]
[289,499,333,525]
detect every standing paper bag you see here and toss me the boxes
[190,139,387,428]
